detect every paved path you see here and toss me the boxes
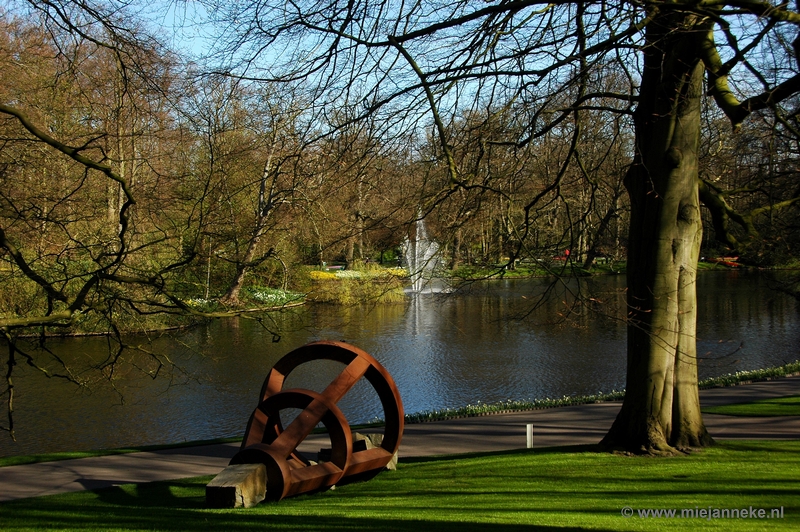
[0,376,798,502]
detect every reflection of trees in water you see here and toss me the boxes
[764,271,800,303]
[452,276,629,329]
[697,272,800,373]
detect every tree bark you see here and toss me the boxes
[449,228,462,270]
[220,232,261,306]
[582,195,620,271]
[220,151,278,306]
[601,13,714,454]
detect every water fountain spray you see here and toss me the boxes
[401,213,440,293]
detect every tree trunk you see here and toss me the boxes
[220,231,261,306]
[345,229,356,269]
[582,196,620,271]
[601,14,714,454]
[221,156,276,306]
[450,228,462,270]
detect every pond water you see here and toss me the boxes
[1,271,798,457]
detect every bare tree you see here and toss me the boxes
[0,2,252,439]
[202,0,800,453]
[181,79,306,305]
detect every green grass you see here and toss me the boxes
[0,441,797,531]
[703,395,800,417]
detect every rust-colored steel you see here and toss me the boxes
[230,340,404,500]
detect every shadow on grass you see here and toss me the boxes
[0,479,617,532]
[0,511,615,531]
[3,440,798,531]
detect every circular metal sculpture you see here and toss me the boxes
[230,340,404,500]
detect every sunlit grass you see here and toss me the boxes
[703,395,800,417]
[0,441,798,531]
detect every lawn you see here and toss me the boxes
[1,440,797,531]
[703,395,800,417]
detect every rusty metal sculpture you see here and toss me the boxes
[230,340,404,501]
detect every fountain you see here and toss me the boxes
[401,214,440,293]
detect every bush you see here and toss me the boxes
[304,266,406,304]
[309,270,337,280]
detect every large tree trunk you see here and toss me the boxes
[601,14,714,454]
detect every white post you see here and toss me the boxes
[526,423,534,449]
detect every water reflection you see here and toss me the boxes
[1,271,798,457]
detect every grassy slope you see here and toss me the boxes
[703,395,800,417]
[1,441,798,531]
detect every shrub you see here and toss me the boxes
[304,266,406,304]
[309,270,337,280]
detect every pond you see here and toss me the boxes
[1,271,798,457]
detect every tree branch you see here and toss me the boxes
[0,104,135,267]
